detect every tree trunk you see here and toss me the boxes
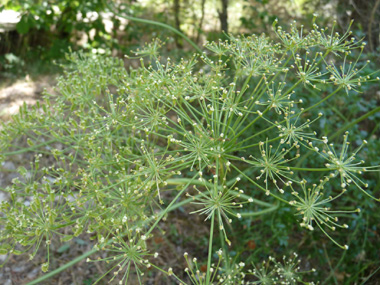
[196,0,206,44]
[173,0,183,48]
[337,0,380,52]
[218,0,229,34]
[368,0,380,51]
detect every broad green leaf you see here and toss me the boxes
[16,15,30,34]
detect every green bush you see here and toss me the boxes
[3,0,110,42]
[0,19,379,284]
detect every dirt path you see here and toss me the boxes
[0,75,56,121]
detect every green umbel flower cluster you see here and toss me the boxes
[0,20,378,284]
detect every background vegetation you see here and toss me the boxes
[1,0,379,284]
[1,0,379,76]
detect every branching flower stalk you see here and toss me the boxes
[0,18,379,284]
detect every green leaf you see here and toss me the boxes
[16,16,30,34]
[27,138,33,146]
[61,235,73,242]
[75,238,87,245]
[17,166,27,176]
[41,262,49,272]
[0,249,8,255]
[57,243,70,253]
[11,249,23,255]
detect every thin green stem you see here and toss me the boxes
[233,106,270,141]
[206,212,215,284]
[27,187,200,285]
[218,228,229,274]
[330,106,380,140]
[295,105,380,168]
[301,87,342,114]
[3,138,59,156]
[237,87,343,147]
[360,266,380,285]
[239,205,279,217]
[106,2,202,54]
[26,248,96,285]
[146,173,200,236]
[231,164,289,204]
[323,244,339,285]
[167,178,275,207]
[286,167,335,171]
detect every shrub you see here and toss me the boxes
[0,19,379,284]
